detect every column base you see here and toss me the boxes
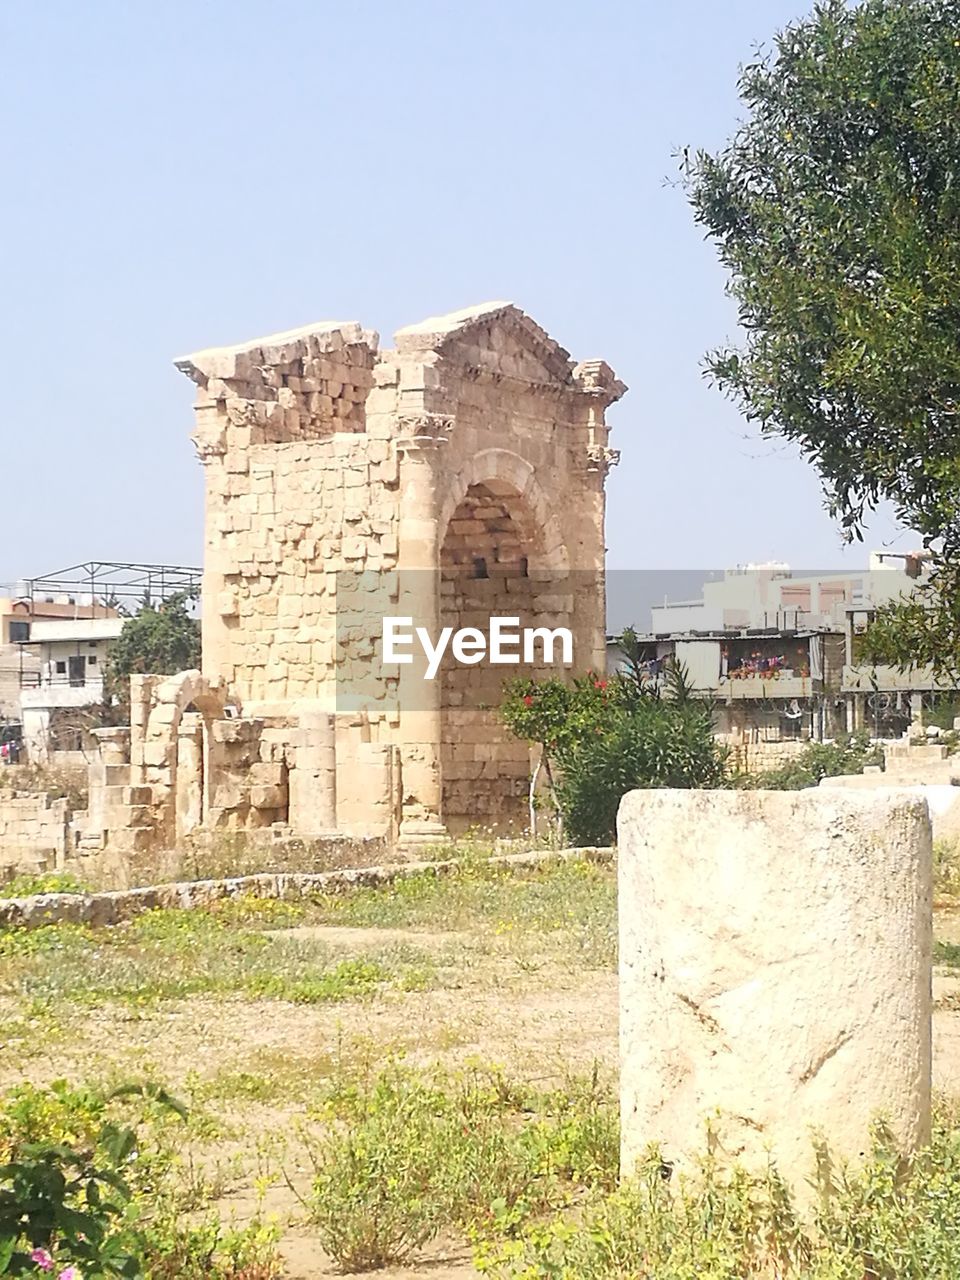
[397,816,451,857]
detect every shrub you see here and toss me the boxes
[736,732,883,791]
[475,1115,960,1279]
[502,645,727,845]
[0,1080,282,1280]
[0,1082,185,1279]
[304,1064,619,1271]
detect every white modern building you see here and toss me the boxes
[609,553,950,741]
[649,553,923,635]
[19,617,125,761]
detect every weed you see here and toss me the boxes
[935,839,960,899]
[475,1114,960,1279]
[305,856,617,967]
[302,1061,619,1270]
[0,871,90,898]
[0,907,440,1009]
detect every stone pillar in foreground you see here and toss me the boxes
[617,789,932,1192]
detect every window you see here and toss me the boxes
[8,621,29,643]
[88,655,98,666]
[55,660,66,675]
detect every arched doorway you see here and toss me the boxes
[438,471,568,833]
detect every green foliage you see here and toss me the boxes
[735,731,882,790]
[934,838,960,898]
[0,902,435,1007]
[0,1082,185,1279]
[105,593,201,705]
[0,1080,282,1280]
[923,695,960,732]
[305,1063,618,1272]
[0,872,89,899]
[137,1215,283,1280]
[502,641,727,845]
[852,580,960,681]
[685,0,960,671]
[476,1114,960,1279]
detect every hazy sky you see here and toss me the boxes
[0,0,911,591]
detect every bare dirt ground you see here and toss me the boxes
[2,909,957,1278]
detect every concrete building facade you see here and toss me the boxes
[609,555,953,742]
[19,617,125,761]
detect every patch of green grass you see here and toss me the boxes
[303,1061,619,1271]
[0,921,99,958]
[0,870,91,897]
[935,938,960,967]
[0,907,440,1009]
[305,856,617,967]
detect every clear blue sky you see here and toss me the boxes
[0,0,909,590]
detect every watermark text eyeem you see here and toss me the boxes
[382,616,573,680]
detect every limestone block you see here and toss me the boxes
[252,777,289,808]
[617,788,932,1195]
[142,741,171,769]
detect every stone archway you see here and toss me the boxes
[438,453,570,832]
[137,670,228,842]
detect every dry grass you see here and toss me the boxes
[3,854,960,1278]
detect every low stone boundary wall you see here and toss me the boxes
[0,845,614,930]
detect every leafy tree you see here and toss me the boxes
[105,593,201,708]
[502,632,728,845]
[684,0,960,672]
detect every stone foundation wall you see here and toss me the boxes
[0,792,71,879]
[722,738,809,775]
[0,845,613,929]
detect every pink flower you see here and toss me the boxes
[30,1248,54,1271]
[57,1269,82,1280]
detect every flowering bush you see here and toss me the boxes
[0,1082,187,1279]
[502,638,727,844]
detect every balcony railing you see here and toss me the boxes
[19,673,101,691]
[719,673,819,699]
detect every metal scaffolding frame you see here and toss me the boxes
[20,561,202,613]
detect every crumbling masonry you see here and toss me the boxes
[80,303,625,860]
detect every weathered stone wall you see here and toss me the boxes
[0,845,613,929]
[721,737,809,775]
[0,791,70,878]
[618,788,932,1197]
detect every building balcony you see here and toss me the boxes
[19,676,106,710]
[717,674,821,700]
[842,663,951,693]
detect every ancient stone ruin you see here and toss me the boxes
[42,302,623,871]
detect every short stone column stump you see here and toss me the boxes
[617,788,932,1192]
